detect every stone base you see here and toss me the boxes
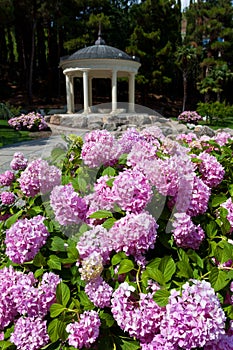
[45,112,189,137]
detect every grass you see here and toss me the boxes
[0,120,32,147]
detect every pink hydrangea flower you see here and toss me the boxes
[172,212,205,249]
[204,333,233,349]
[111,282,164,343]
[50,184,88,225]
[112,168,153,213]
[0,170,15,186]
[160,280,226,349]
[5,215,50,263]
[85,276,113,308]
[81,129,119,167]
[109,211,158,263]
[77,225,111,263]
[213,131,232,146]
[0,191,15,205]
[10,152,28,170]
[198,152,225,188]
[66,310,101,349]
[18,158,61,197]
[10,316,49,350]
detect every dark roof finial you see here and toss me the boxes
[95,22,106,45]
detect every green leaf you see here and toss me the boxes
[50,303,66,317]
[102,166,116,177]
[186,250,204,268]
[77,177,87,192]
[89,210,113,219]
[33,252,47,267]
[119,339,140,350]
[50,236,67,252]
[99,311,115,328]
[223,305,233,319]
[48,319,67,342]
[145,267,165,285]
[56,282,70,307]
[102,217,116,229]
[0,340,14,349]
[111,252,127,266]
[78,291,95,310]
[118,153,128,165]
[48,255,62,270]
[211,194,228,207]
[206,221,218,238]
[177,261,193,279]
[209,267,231,292]
[34,268,44,279]
[159,256,176,282]
[153,289,170,306]
[5,209,23,228]
[118,259,135,274]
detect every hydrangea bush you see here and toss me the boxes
[0,127,233,349]
[178,110,203,124]
[8,112,49,131]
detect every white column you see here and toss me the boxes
[66,74,72,114]
[83,70,89,114]
[111,69,117,112]
[88,77,93,109]
[70,76,75,113]
[128,72,135,113]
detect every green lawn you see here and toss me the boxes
[0,120,32,147]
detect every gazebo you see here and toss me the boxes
[59,30,141,114]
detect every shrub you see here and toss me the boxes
[8,111,49,131]
[197,101,233,125]
[0,128,233,349]
[0,102,21,120]
[178,110,203,124]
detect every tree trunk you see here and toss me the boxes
[28,20,36,104]
[182,70,188,112]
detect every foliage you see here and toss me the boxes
[0,127,233,349]
[0,103,21,120]
[197,101,233,125]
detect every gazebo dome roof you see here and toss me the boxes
[67,44,134,61]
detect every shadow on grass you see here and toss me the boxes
[0,120,32,147]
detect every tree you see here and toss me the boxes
[175,45,197,111]
[185,0,233,104]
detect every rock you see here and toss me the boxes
[194,125,215,137]
[50,115,61,125]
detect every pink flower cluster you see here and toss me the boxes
[0,170,14,186]
[0,191,15,205]
[0,266,60,334]
[8,111,48,131]
[109,212,158,262]
[5,215,50,263]
[50,184,88,225]
[160,280,226,349]
[85,276,113,308]
[18,158,61,197]
[111,168,153,213]
[77,212,158,266]
[81,129,119,167]
[198,152,225,188]
[66,310,100,349]
[178,110,203,123]
[10,151,28,170]
[172,213,205,249]
[10,316,49,350]
[111,282,164,343]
